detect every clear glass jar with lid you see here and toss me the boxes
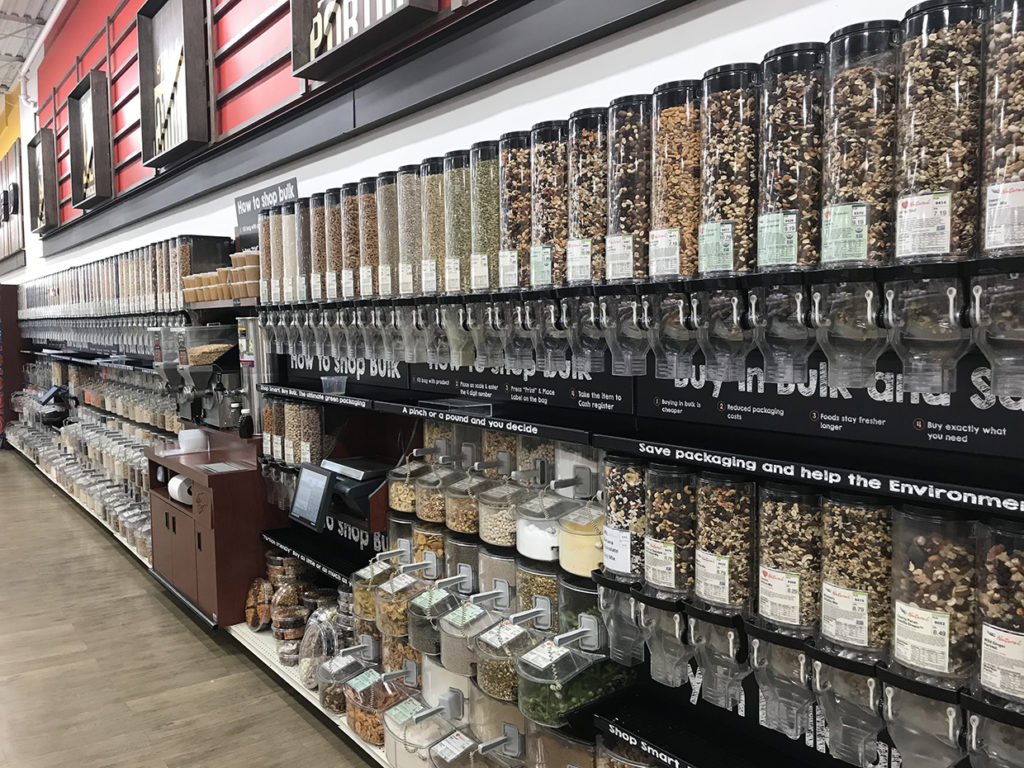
[445,474,499,534]
[499,131,532,289]
[439,601,498,676]
[375,571,427,636]
[294,196,312,301]
[558,499,605,577]
[444,150,472,295]
[515,491,581,562]
[317,652,371,714]
[358,176,380,297]
[341,182,361,298]
[389,460,431,513]
[530,120,569,288]
[416,462,462,523]
[758,483,822,632]
[408,586,461,656]
[694,472,757,613]
[377,171,398,298]
[478,481,531,547]
[644,463,697,596]
[603,455,647,581]
[421,157,445,296]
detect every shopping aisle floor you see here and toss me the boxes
[0,449,372,768]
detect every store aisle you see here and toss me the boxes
[0,450,371,768]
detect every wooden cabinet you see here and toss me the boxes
[147,429,286,626]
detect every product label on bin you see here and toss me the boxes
[300,442,312,464]
[985,182,1024,250]
[284,440,295,465]
[284,276,295,302]
[311,274,323,300]
[602,525,632,574]
[479,620,525,649]
[445,259,462,293]
[399,263,415,295]
[470,254,490,290]
[359,266,374,297]
[272,435,283,460]
[981,623,1024,699]
[498,250,519,289]
[521,640,571,670]
[567,239,592,283]
[434,731,475,762]
[822,203,869,264]
[644,538,676,588]
[758,565,801,626]
[378,264,392,297]
[262,432,271,455]
[387,698,422,724]
[421,259,438,294]
[894,600,950,674]
[695,548,730,604]
[698,221,735,273]
[260,279,269,303]
[296,275,308,302]
[649,228,681,277]
[446,602,484,628]
[380,573,417,594]
[757,211,798,268]
[341,269,355,298]
[412,588,451,610]
[271,280,282,302]
[354,561,391,581]
[896,192,952,259]
[326,271,339,299]
[605,235,634,281]
[348,669,380,693]
[530,245,553,287]
[821,581,869,647]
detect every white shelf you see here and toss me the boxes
[225,623,390,768]
[9,443,153,569]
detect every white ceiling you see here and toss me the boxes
[0,0,61,93]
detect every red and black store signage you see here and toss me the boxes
[68,70,114,209]
[290,0,493,82]
[27,129,58,235]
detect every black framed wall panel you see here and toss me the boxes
[68,70,114,209]
[27,128,58,235]
[137,0,211,168]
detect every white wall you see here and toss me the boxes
[7,0,904,285]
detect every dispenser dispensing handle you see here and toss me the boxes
[436,574,470,591]
[509,607,545,625]
[412,706,445,724]
[471,590,505,605]
[883,288,896,330]
[399,561,431,575]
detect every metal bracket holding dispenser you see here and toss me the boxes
[532,595,552,631]
[478,723,525,758]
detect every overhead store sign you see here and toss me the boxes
[291,0,492,82]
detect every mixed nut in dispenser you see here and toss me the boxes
[499,131,532,289]
[568,107,608,283]
[606,94,652,281]
[603,456,647,579]
[694,472,756,611]
[531,121,570,287]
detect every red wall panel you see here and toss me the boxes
[217,14,292,91]
[117,159,149,193]
[217,60,297,135]
[114,129,142,165]
[111,60,140,107]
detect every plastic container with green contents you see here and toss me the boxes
[353,560,396,620]
[390,460,431,513]
[476,619,539,701]
[439,601,499,676]
[516,640,635,727]
[375,572,427,636]
[408,586,461,656]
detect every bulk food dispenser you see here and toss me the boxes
[810,269,889,389]
[171,324,242,428]
[968,260,1024,397]
[747,274,817,384]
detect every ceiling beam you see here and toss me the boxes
[0,53,24,64]
[0,12,45,26]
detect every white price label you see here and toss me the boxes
[695,548,730,605]
[649,228,681,277]
[757,211,798,268]
[470,254,490,290]
[378,264,392,297]
[698,221,735,274]
[434,731,474,762]
[359,266,374,297]
[284,276,295,303]
[567,238,592,283]
[284,440,295,465]
[399,263,415,295]
[521,640,571,670]
[605,235,634,281]
[644,538,676,588]
[498,250,519,289]
[271,280,282,302]
[262,432,271,455]
[758,565,802,626]
[445,259,462,293]
[310,274,323,300]
[421,259,438,294]
[822,203,869,264]
[380,573,417,594]
[326,271,339,299]
[296,275,308,302]
[981,623,1024,700]
[985,182,1024,250]
[821,581,870,648]
[602,525,632,574]
[896,192,952,259]
[259,279,269,303]
[894,600,950,674]
[530,245,553,287]
[341,269,355,299]
[272,435,283,461]
[300,442,312,464]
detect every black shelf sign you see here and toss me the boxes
[291,0,440,81]
[374,400,589,444]
[68,70,114,210]
[258,383,372,410]
[137,0,210,168]
[27,128,57,234]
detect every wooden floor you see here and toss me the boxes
[0,449,374,768]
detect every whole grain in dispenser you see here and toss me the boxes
[326,187,343,298]
[650,81,702,280]
[398,165,423,296]
[499,131,532,289]
[568,107,609,283]
[444,150,471,294]
[822,21,901,266]
[476,620,537,701]
[643,463,697,596]
[757,484,822,631]
[270,205,284,300]
[699,64,761,276]
[517,558,560,624]
[298,403,323,464]
[155,240,167,311]
[983,0,1024,256]
[820,494,893,656]
[341,183,361,298]
[421,157,445,295]
[358,177,379,297]
[603,455,647,580]
[481,429,517,479]
[445,474,497,535]
[310,192,326,299]
[470,141,500,291]
[891,506,976,679]
[478,482,530,548]
[377,171,398,298]
[389,461,430,514]
[295,197,312,301]
[977,520,1024,703]
[415,462,461,523]
[408,586,459,656]
[530,121,570,287]
[281,201,297,301]
[896,0,985,263]
[606,94,652,282]
[758,43,825,271]
[694,472,756,612]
